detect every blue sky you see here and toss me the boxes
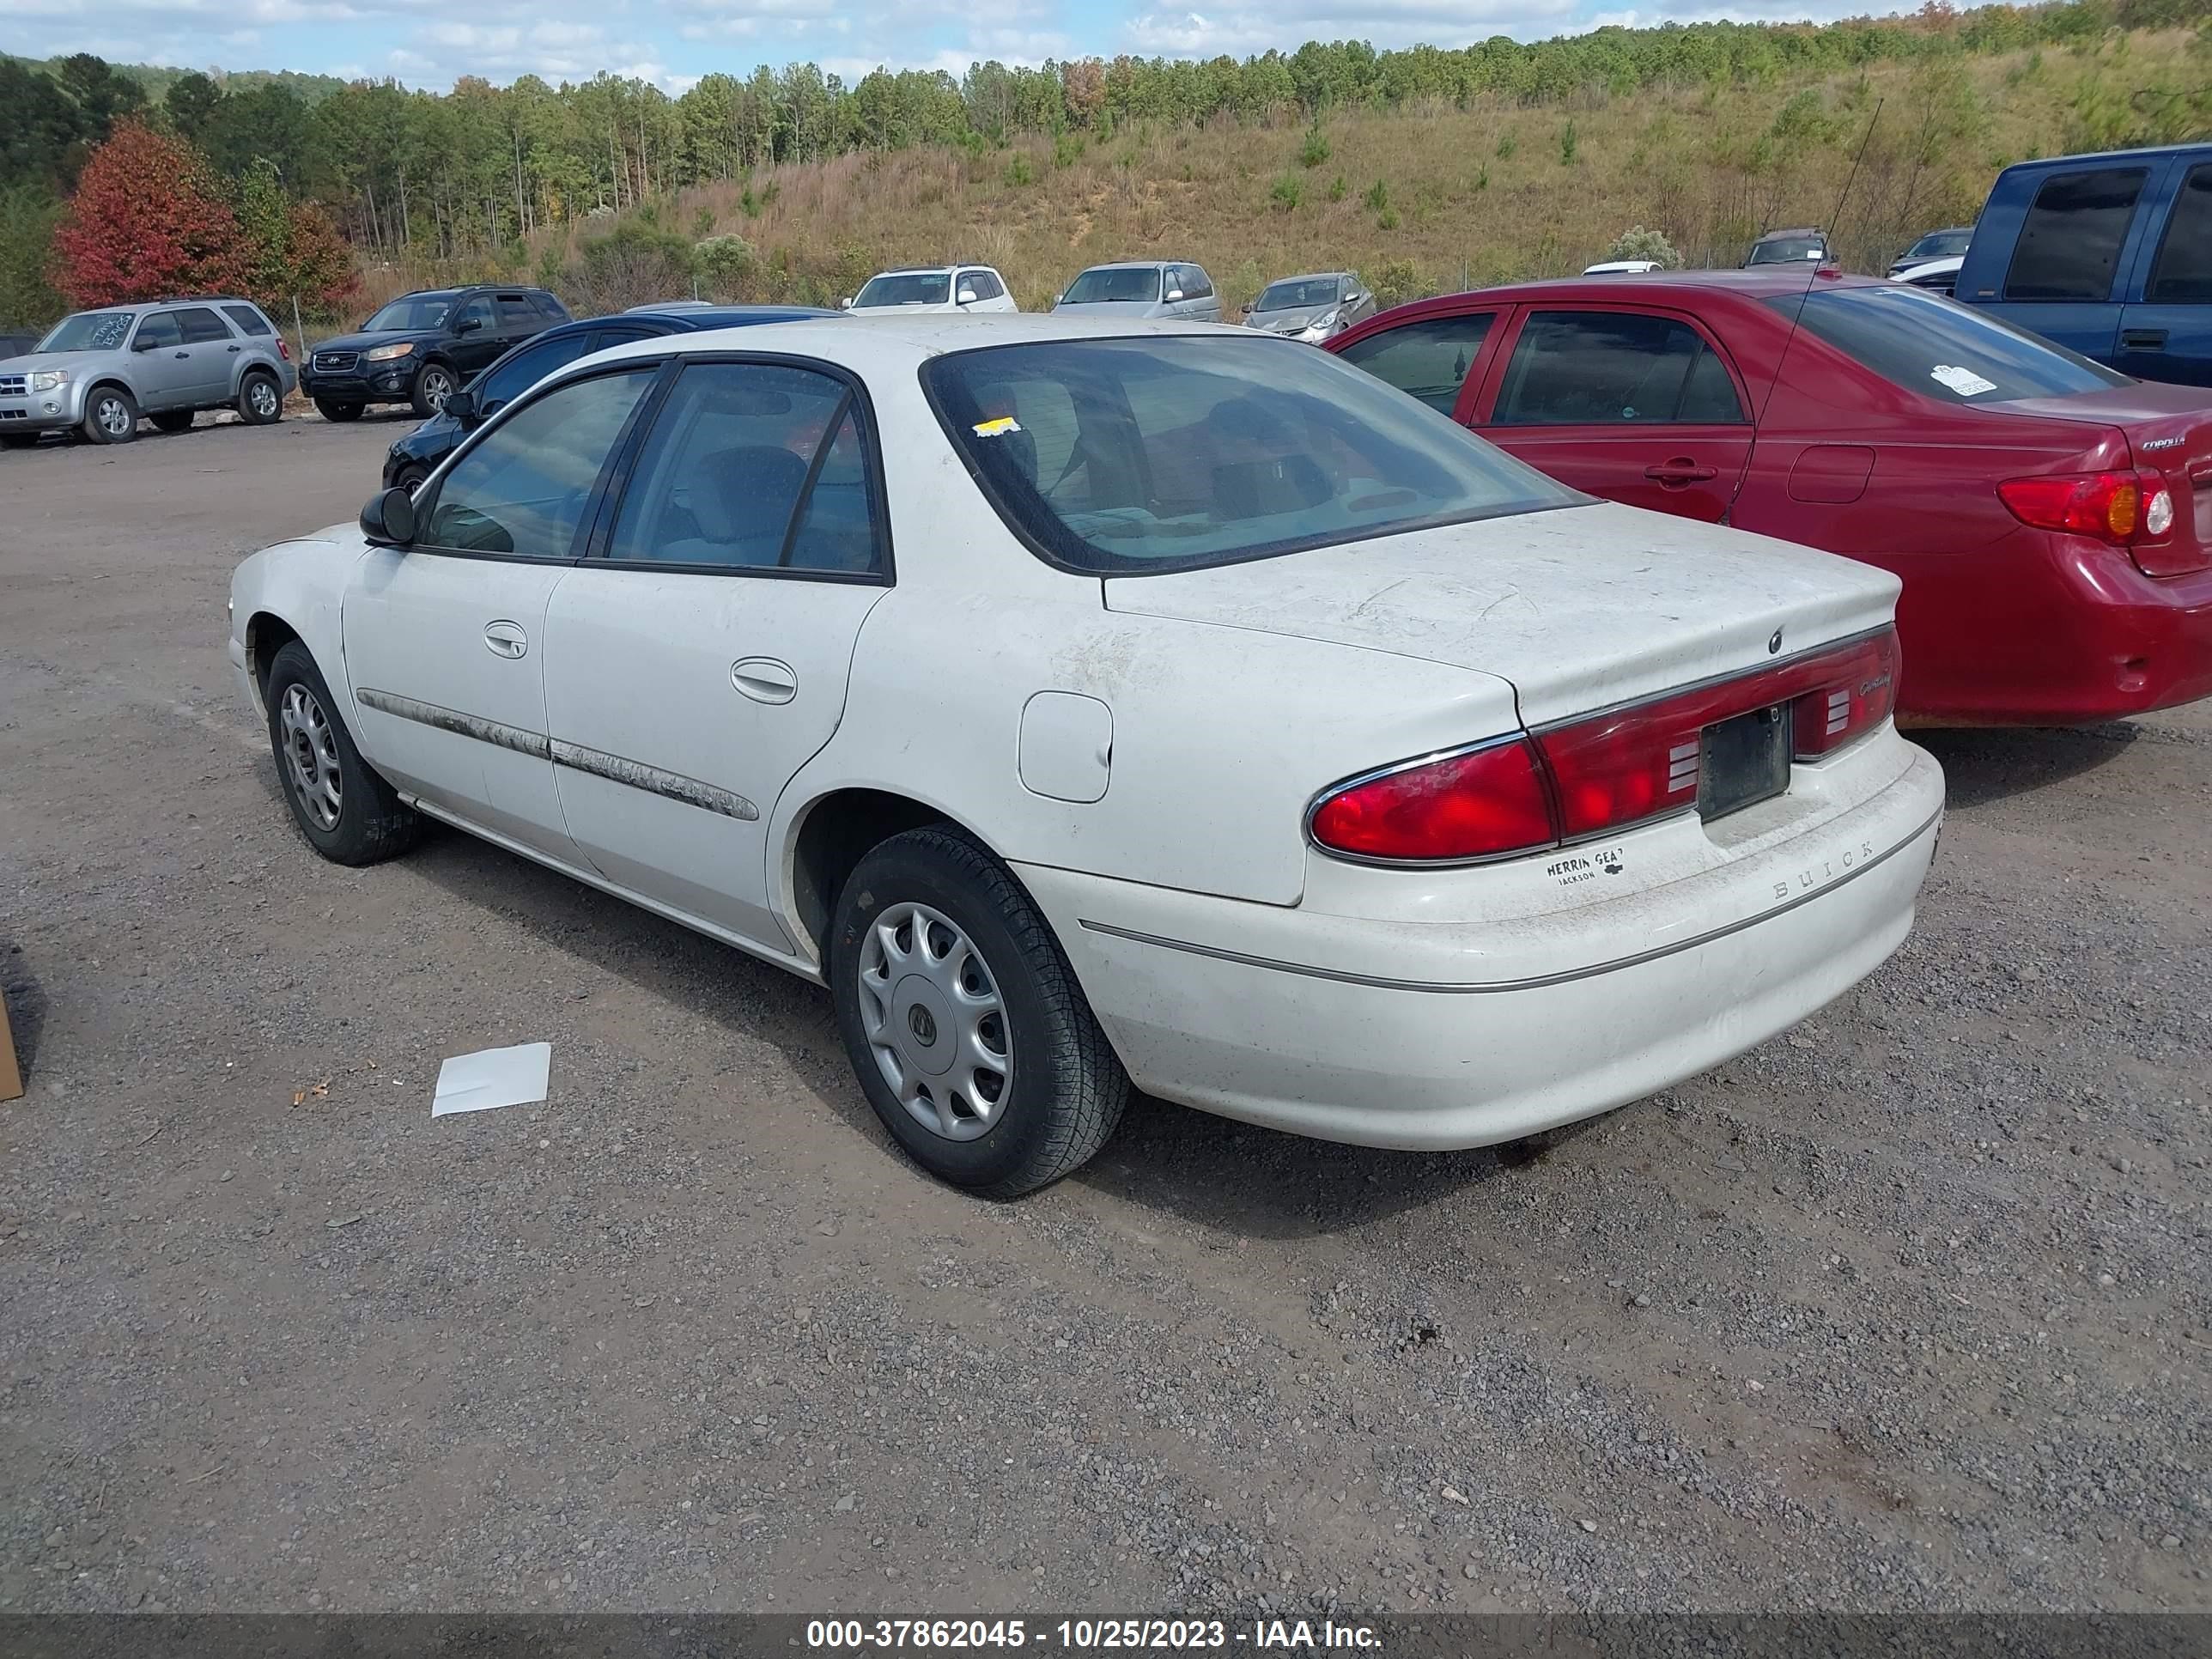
[10,0,1888,95]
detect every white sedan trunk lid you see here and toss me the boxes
[1103,501,1899,727]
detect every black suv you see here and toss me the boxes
[302,286,568,421]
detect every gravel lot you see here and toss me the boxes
[1,415,2207,1617]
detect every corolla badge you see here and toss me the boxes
[2140,434,2184,452]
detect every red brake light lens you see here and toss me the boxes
[1308,738,1554,862]
[276,336,291,361]
[1307,627,1902,865]
[1998,471,2157,542]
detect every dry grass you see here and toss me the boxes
[354,32,2191,321]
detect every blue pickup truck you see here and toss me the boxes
[1954,142,2210,386]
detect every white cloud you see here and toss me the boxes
[1127,0,1579,54]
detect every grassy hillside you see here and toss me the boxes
[396,25,2202,321]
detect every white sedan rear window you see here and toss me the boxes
[926,337,1579,575]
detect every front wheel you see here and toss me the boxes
[410,362,457,419]
[82,386,138,444]
[829,827,1128,1196]
[391,463,428,495]
[263,641,422,866]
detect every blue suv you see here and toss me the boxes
[381,303,835,491]
[1953,143,2212,386]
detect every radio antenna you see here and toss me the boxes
[1757,97,1883,428]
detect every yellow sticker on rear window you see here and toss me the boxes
[972,416,1022,437]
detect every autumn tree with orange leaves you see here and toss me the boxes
[49,122,250,308]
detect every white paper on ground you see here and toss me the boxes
[432,1042,552,1116]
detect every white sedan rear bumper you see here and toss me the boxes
[1017,744,1942,1151]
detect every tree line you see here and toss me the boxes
[3,0,2209,327]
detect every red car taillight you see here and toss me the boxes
[1998,470,2170,545]
[1307,738,1555,862]
[276,337,292,362]
[1307,628,1901,864]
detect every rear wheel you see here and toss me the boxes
[410,362,457,419]
[829,827,1127,1197]
[151,410,195,434]
[238,370,283,425]
[263,640,422,866]
[82,386,138,444]
[314,398,363,423]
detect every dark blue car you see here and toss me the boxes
[382,303,836,490]
[1953,143,2212,387]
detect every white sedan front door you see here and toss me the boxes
[541,357,890,951]
[342,362,660,859]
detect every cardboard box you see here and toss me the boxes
[0,989,20,1103]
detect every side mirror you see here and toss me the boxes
[453,316,482,334]
[838,297,853,310]
[361,485,418,548]
[1240,301,1255,315]
[1054,293,1065,306]
[444,389,478,427]
[956,287,978,307]
[132,336,160,353]
[1165,289,1184,302]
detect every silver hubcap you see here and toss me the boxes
[422,370,452,410]
[96,397,130,436]
[857,902,1013,1142]
[249,379,277,417]
[279,684,343,831]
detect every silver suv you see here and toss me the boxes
[0,297,297,448]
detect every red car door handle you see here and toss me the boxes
[1645,459,1718,486]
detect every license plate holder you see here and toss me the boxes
[1699,702,1792,821]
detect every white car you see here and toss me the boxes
[1583,260,1662,275]
[1890,255,1963,295]
[842,266,1018,314]
[229,315,1944,1195]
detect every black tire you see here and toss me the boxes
[238,370,283,425]
[0,433,38,451]
[392,464,429,495]
[829,826,1128,1197]
[315,398,363,423]
[409,362,457,419]
[151,409,195,434]
[81,385,138,444]
[263,640,422,866]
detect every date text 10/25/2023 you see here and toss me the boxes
[805,1619,1383,1650]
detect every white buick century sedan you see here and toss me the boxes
[230,315,1943,1195]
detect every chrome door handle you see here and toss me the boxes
[732,657,797,703]
[484,619,528,659]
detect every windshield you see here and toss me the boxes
[37,311,135,352]
[1060,267,1161,305]
[364,295,457,331]
[1255,277,1342,313]
[1748,236,1824,264]
[1772,284,2131,404]
[926,336,1579,576]
[854,272,951,307]
[1903,229,1972,263]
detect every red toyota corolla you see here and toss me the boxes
[1327,270,2212,725]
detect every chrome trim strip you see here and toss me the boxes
[355,688,759,822]
[1079,805,1940,996]
[1525,623,1894,737]
[356,687,549,758]
[549,739,759,822]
